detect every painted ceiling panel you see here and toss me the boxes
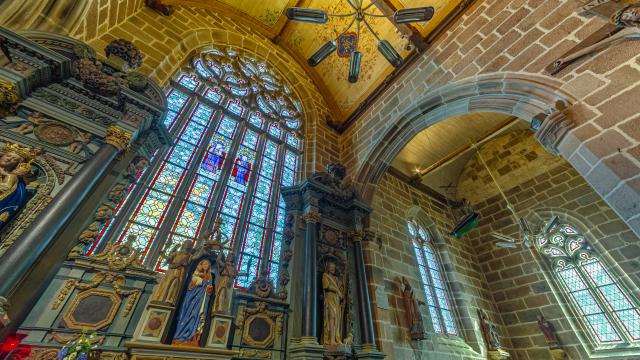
[168,0,464,123]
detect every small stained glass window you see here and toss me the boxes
[537,223,640,346]
[408,219,459,336]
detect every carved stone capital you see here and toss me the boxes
[302,210,321,224]
[105,126,132,152]
[534,107,574,155]
[350,230,364,242]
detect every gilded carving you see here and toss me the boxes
[62,289,122,331]
[51,279,76,310]
[50,332,104,345]
[0,79,18,118]
[302,210,321,223]
[236,302,284,349]
[239,349,272,359]
[105,126,132,152]
[0,296,9,327]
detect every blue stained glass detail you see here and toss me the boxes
[165,89,189,128]
[249,112,264,129]
[586,314,621,342]
[285,132,300,149]
[268,122,282,138]
[616,310,640,339]
[582,260,614,287]
[179,74,199,91]
[194,60,211,80]
[227,100,244,116]
[204,87,224,104]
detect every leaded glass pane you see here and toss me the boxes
[110,48,301,292]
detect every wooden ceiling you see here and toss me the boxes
[391,113,530,198]
[163,0,464,123]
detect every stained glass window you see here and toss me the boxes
[536,222,640,346]
[408,219,459,336]
[95,48,302,290]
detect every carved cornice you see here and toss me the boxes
[105,126,132,152]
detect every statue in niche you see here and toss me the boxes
[0,143,36,231]
[150,240,193,306]
[322,260,344,345]
[212,253,235,313]
[478,309,502,351]
[537,314,560,348]
[172,258,214,346]
[401,277,426,340]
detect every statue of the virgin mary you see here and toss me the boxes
[171,258,214,347]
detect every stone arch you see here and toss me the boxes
[355,73,578,203]
[354,73,638,236]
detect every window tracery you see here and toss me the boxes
[536,223,640,346]
[408,219,459,336]
[89,48,302,290]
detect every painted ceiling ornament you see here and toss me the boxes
[286,1,435,82]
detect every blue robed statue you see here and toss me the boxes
[171,258,214,346]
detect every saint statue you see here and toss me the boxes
[478,309,502,351]
[172,258,214,347]
[150,240,193,306]
[212,253,235,313]
[537,314,560,348]
[322,260,344,345]
[0,143,35,231]
[401,277,425,340]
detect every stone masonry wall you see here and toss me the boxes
[366,172,504,360]
[343,0,640,235]
[460,135,640,359]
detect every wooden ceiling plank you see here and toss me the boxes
[413,116,521,179]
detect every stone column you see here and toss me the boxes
[352,232,375,344]
[0,127,131,334]
[301,209,320,338]
[288,208,325,360]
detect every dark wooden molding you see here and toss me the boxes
[337,0,479,133]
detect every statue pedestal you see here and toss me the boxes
[288,337,325,360]
[133,302,174,343]
[549,347,566,360]
[355,343,385,360]
[126,342,238,360]
[487,348,510,360]
[206,314,234,348]
[325,343,353,359]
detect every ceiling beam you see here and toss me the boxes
[372,0,428,52]
[410,116,521,182]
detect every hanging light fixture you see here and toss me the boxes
[286,1,434,82]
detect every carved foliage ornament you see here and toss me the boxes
[105,126,132,152]
[0,79,18,117]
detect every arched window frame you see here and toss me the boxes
[89,47,304,291]
[534,217,640,353]
[407,218,460,337]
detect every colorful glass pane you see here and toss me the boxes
[178,74,199,91]
[164,89,190,129]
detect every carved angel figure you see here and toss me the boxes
[212,253,236,313]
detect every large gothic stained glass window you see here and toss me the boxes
[407,219,459,336]
[536,223,640,346]
[92,48,302,290]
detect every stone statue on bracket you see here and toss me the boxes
[0,143,37,231]
[322,259,345,346]
[537,314,566,359]
[478,309,510,359]
[150,240,193,306]
[401,277,426,340]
